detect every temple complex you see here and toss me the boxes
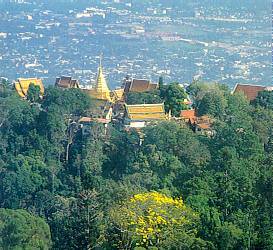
[14,78,44,98]
[12,56,193,132]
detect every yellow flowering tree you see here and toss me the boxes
[109,192,205,249]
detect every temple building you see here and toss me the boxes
[55,76,80,89]
[233,83,273,101]
[124,103,168,129]
[123,76,158,95]
[79,57,115,135]
[14,78,44,98]
[84,57,112,102]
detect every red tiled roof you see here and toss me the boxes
[124,79,159,93]
[233,84,267,101]
[148,83,158,91]
[130,79,150,92]
[196,115,212,130]
[181,110,212,130]
[180,109,196,118]
[55,76,79,88]
[197,123,211,130]
[180,109,196,123]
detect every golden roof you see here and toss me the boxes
[112,88,124,101]
[14,78,44,98]
[129,113,167,120]
[86,88,111,101]
[125,103,167,121]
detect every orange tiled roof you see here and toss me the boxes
[197,122,211,130]
[233,84,267,101]
[180,109,196,123]
[181,109,196,118]
[181,110,212,130]
[196,115,212,130]
[148,83,158,91]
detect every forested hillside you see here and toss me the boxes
[0,80,272,249]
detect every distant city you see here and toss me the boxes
[0,0,271,88]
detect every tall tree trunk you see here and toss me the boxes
[66,142,70,162]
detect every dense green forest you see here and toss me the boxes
[0,79,272,249]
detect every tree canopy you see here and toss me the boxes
[0,82,272,249]
[253,90,273,110]
[109,192,208,249]
[126,90,163,105]
[160,83,188,116]
[0,209,52,249]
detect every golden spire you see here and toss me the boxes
[99,52,102,68]
[93,54,111,101]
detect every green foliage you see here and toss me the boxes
[0,78,12,98]
[251,106,273,145]
[126,90,162,105]
[109,192,207,249]
[50,190,105,250]
[187,81,230,118]
[103,127,140,180]
[196,91,227,118]
[158,76,164,90]
[186,81,229,102]
[0,155,50,208]
[0,208,52,249]
[160,83,188,117]
[0,82,272,249]
[143,122,210,169]
[42,86,92,116]
[27,83,41,103]
[253,90,273,110]
[79,124,107,189]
